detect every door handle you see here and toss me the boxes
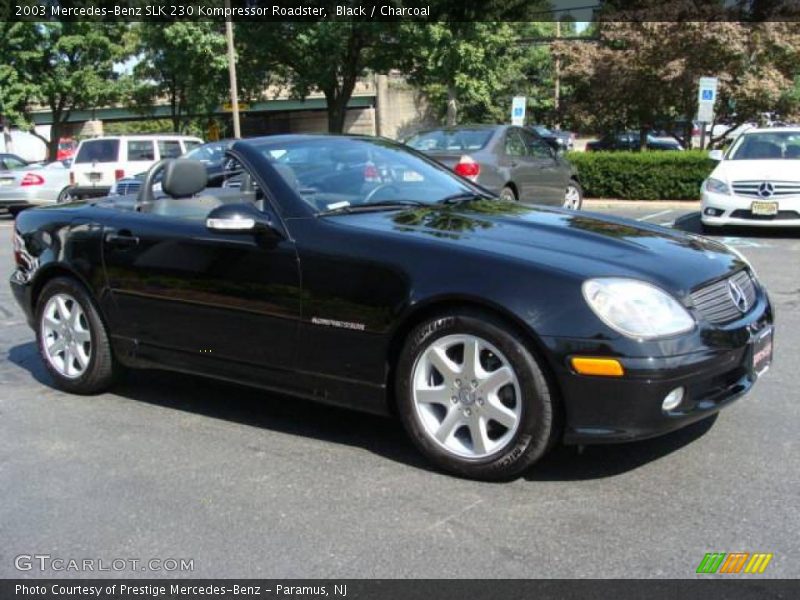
[105,231,140,246]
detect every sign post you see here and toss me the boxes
[697,77,718,149]
[511,96,527,126]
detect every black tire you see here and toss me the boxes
[56,187,73,204]
[563,180,583,210]
[35,276,117,394]
[395,310,555,481]
[499,185,517,202]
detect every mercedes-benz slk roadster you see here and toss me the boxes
[10,135,774,480]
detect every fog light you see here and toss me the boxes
[704,207,724,217]
[662,387,685,412]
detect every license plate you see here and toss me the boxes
[0,178,13,186]
[751,201,778,216]
[88,172,102,182]
[751,327,773,377]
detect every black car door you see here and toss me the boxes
[100,195,301,374]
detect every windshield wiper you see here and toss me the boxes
[320,199,428,215]
[439,192,490,205]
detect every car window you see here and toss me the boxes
[249,137,476,214]
[730,131,800,160]
[2,155,28,170]
[127,140,155,161]
[158,140,182,159]
[406,129,493,152]
[521,131,552,159]
[505,130,527,157]
[75,140,120,163]
[183,140,202,152]
[185,142,228,163]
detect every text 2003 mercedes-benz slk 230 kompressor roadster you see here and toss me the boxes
[10,135,774,480]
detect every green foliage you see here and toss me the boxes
[133,22,229,133]
[566,150,715,200]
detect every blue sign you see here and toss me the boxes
[513,108,524,117]
[702,89,714,101]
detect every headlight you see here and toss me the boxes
[582,278,695,340]
[704,177,730,195]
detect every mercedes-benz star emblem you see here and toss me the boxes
[758,182,775,198]
[728,279,749,313]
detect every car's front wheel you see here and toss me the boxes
[36,277,117,394]
[56,186,74,204]
[395,310,555,480]
[563,181,583,210]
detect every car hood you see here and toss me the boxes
[711,160,799,182]
[328,200,743,296]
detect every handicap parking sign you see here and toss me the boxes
[702,89,714,101]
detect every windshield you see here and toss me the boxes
[533,126,552,136]
[405,129,494,152]
[248,137,479,214]
[729,131,800,160]
[185,141,230,163]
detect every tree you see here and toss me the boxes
[239,21,397,133]
[557,21,800,149]
[0,23,31,151]
[400,23,523,126]
[133,22,229,134]
[0,22,132,159]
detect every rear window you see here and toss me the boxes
[406,129,493,152]
[75,140,120,163]
[158,140,182,159]
[128,140,155,161]
[183,140,202,152]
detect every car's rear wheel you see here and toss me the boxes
[36,277,117,394]
[499,186,517,202]
[563,181,583,210]
[56,187,74,204]
[395,311,554,480]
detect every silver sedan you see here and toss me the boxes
[0,159,73,213]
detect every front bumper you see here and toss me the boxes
[702,190,800,227]
[543,292,774,444]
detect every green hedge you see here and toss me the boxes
[566,150,716,200]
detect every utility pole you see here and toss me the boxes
[224,0,241,139]
[554,20,561,128]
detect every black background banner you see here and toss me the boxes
[5,0,800,22]
[2,580,800,600]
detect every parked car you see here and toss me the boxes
[69,134,203,199]
[405,125,583,209]
[528,125,574,152]
[0,157,72,213]
[56,138,78,161]
[11,135,773,480]
[585,132,684,152]
[108,139,235,197]
[701,127,800,228]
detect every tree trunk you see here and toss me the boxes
[639,126,648,151]
[446,85,458,126]
[1,116,13,153]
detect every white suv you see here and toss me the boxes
[702,127,800,228]
[69,135,203,198]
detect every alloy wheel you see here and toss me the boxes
[40,293,92,379]
[411,334,522,459]
[563,184,582,209]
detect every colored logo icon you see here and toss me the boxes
[696,552,773,574]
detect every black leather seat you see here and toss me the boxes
[149,159,223,218]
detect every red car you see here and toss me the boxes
[56,138,77,161]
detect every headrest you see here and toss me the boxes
[162,159,208,198]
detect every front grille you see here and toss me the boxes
[732,180,800,198]
[116,181,141,196]
[690,270,757,324]
[730,209,800,220]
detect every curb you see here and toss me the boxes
[584,199,700,210]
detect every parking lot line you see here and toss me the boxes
[637,209,674,222]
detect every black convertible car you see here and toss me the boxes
[10,135,773,480]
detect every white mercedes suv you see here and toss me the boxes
[701,126,800,228]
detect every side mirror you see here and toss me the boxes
[708,149,724,161]
[206,203,282,239]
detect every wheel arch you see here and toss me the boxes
[385,296,565,432]
[30,263,95,315]
[502,181,519,199]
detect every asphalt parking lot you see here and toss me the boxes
[0,206,798,579]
